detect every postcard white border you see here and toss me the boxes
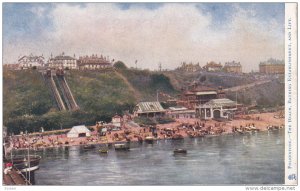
[1,2,298,191]
[285,2,298,186]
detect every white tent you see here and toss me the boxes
[67,125,91,138]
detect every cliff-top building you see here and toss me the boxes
[259,58,284,74]
[223,61,242,73]
[203,61,223,72]
[48,53,77,69]
[3,63,21,70]
[78,54,112,70]
[18,54,45,69]
[177,62,201,72]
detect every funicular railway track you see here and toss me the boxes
[43,71,66,111]
[43,69,79,111]
[57,75,79,110]
[53,75,72,110]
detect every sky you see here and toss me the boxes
[3,3,285,72]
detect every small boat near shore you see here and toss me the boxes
[83,144,96,150]
[174,149,187,154]
[145,136,155,144]
[172,134,184,140]
[99,148,108,154]
[236,129,244,134]
[249,126,259,131]
[114,143,130,151]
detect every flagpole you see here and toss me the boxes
[235,91,238,109]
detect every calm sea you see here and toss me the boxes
[31,129,284,185]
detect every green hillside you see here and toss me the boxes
[117,69,177,100]
[226,80,285,107]
[3,68,284,134]
[66,70,137,117]
[3,68,177,134]
[3,70,53,120]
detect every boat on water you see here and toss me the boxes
[8,155,41,172]
[114,143,130,151]
[83,144,96,150]
[236,129,244,134]
[174,149,187,154]
[99,148,108,154]
[145,136,155,144]
[172,134,184,140]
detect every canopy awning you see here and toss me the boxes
[196,91,217,95]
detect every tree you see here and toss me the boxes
[113,61,127,69]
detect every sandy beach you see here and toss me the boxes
[6,112,284,152]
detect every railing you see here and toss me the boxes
[43,73,66,111]
[5,167,32,185]
[42,70,78,111]
[54,76,72,110]
[49,76,66,111]
[59,76,79,110]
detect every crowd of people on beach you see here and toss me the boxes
[4,112,284,152]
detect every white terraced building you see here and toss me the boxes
[18,54,45,69]
[195,98,237,120]
[48,53,77,69]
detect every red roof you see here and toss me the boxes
[205,62,222,68]
[184,91,195,95]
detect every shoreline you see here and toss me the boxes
[5,112,284,153]
[7,125,284,153]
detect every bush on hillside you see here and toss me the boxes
[114,61,127,69]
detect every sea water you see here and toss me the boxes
[32,129,284,185]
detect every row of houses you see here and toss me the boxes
[177,58,285,74]
[5,55,284,75]
[203,61,243,73]
[4,53,113,70]
[259,58,284,74]
[177,61,242,73]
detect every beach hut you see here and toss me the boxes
[67,125,91,138]
[112,115,122,127]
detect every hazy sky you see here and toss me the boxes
[3,3,285,72]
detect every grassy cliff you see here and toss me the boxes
[3,70,53,120]
[3,69,177,134]
[3,68,284,134]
